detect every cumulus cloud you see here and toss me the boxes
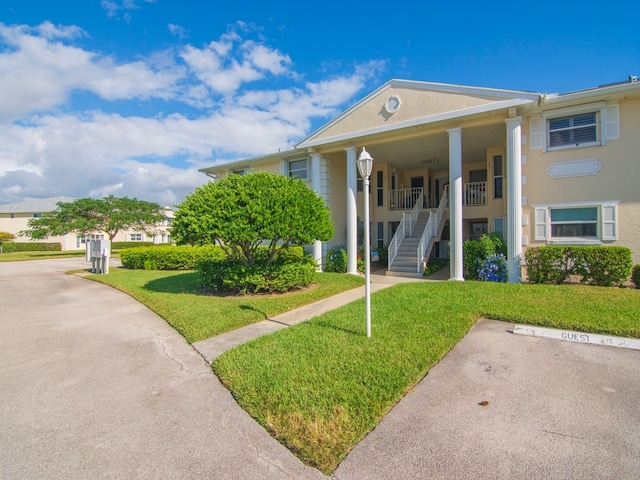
[0,20,386,206]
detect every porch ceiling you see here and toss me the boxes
[360,123,505,172]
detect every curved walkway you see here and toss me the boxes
[2,258,639,479]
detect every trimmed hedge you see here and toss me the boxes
[111,241,156,250]
[197,247,316,294]
[3,242,62,253]
[525,245,633,287]
[120,245,225,270]
[631,264,640,289]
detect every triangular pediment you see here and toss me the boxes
[298,79,540,148]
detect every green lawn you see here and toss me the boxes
[88,268,364,343]
[212,281,640,473]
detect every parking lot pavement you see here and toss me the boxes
[335,319,640,480]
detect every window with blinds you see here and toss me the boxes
[548,112,598,148]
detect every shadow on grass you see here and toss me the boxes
[142,271,201,295]
[240,304,268,320]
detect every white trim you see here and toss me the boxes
[547,158,602,178]
[531,200,620,243]
[298,98,538,149]
[605,104,620,140]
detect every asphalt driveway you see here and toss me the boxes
[1,258,639,479]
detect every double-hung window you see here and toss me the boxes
[288,159,308,180]
[549,207,597,238]
[530,102,620,152]
[548,113,598,149]
[533,202,618,244]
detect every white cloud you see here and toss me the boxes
[180,32,293,95]
[0,21,386,206]
[168,23,188,39]
[0,23,183,122]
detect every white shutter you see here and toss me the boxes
[605,105,620,140]
[530,117,542,150]
[601,204,617,241]
[534,207,547,240]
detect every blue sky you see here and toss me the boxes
[1,0,638,206]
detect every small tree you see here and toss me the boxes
[0,231,15,254]
[20,196,166,241]
[172,172,334,266]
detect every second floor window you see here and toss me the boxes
[548,112,597,149]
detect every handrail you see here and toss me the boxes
[388,212,406,270]
[436,188,447,235]
[416,189,449,273]
[408,191,423,236]
[388,187,423,211]
[416,211,434,274]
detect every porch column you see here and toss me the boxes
[447,127,464,281]
[345,146,358,275]
[311,152,323,271]
[505,117,523,283]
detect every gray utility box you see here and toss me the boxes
[86,239,111,274]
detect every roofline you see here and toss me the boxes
[544,77,640,105]
[298,97,538,150]
[296,78,542,149]
[199,148,303,175]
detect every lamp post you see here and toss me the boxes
[357,147,373,338]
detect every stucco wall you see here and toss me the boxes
[522,96,640,264]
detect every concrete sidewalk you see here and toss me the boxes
[193,270,429,363]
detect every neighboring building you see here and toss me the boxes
[0,197,175,250]
[201,76,640,282]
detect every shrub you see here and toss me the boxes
[632,264,640,289]
[478,253,508,282]
[525,245,632,287]
[2,242,62,253]
[197,248,316,294]
[571,246,632,287]
[111,241,155,250]
[463,233,506,280]
[325,245,364,273]
[524,246,573,284]
[120,245,225,270]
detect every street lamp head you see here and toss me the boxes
[357,147,373,178]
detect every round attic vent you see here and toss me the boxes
[384,95,401,114]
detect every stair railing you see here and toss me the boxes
[417,189,449,274]
[388,212,406,271]
[416,211,434,274]
[408,190,423,236]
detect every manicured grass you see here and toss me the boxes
[88,268,364,343]
[0,250,86,262]
[212,281,640,474]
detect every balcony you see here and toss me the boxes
[388,187,427,211]
[443,182,487,207]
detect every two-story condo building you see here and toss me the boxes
[200,76,640,283]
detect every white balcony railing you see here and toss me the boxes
[388,187,424,211]
[443,182,488,207]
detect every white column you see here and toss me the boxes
[505,117,523,283]
[345,146,358,275]
[311,153,323,271]
[447,127,464,281]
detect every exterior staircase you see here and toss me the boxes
[386,208,448,278]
